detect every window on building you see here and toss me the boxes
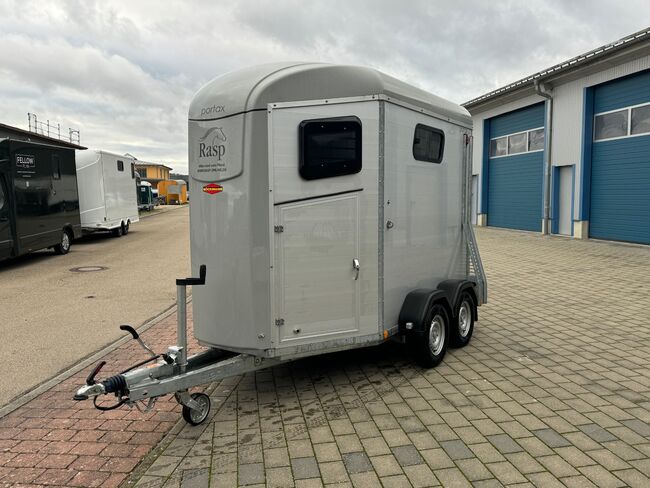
[528,128,545,151]
[594,110,628,140]
[631,105,650,135]
[489,137,507,157]
[117,160,124,172]
[299,117,362,180]
[136,168,147,177]
[413,124,445,163]
[52,155,61,180]
[490,126,544,158]
[507,132,527,155]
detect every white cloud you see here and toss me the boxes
[0,0,648,173]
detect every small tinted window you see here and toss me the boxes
[489,137,507,157]
[52,155,61,180]
[0,180,5,210]
[117,160,124,172]
[299,117,362,180]
[508,133,527,155]
[594,110,628,140]
[413,124,445,163]
[631,105,650,135]
[528,128,545,151]
[131,162,136,178]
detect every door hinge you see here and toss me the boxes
[274,225,284,233]
[275,318,285,326]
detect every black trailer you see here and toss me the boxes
[0,139,82,261]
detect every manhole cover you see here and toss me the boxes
[70,266,108,273]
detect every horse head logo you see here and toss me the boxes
[199,127,227,144]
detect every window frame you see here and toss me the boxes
[489,126,544,159]
[298,116,362,180]
[117,160,124,172]
[412,124,445,164]
[594,101,650,142]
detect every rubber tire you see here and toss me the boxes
[111,226,123,237]
[123,222,129,235]
[54,229,72,255]
[182,393,211,426]
[451,292,475,348]
[408,303,449,368]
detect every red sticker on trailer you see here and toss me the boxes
[202,183,223,195]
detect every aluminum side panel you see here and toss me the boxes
[383,104,468,328]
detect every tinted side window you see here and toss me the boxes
[131,162,135,179]
[413,124,444,163]
[299,117,362,180]
[117,160,124,172]
[0,179,5,210]
[52,155,61,180]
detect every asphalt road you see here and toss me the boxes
[0,206,190,407]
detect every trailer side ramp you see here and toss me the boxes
[275,193,361,343]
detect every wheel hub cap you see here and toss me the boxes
[429,315,445,355]
[459,301,471,337]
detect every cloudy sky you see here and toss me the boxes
[1,1,648,173]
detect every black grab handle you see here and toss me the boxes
[176,264,206,286]
[119,324,139,340]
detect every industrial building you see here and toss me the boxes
[465,27,650,245]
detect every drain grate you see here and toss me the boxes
[70,266,108,273]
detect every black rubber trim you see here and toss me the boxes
[398,289,451,335]
[274,188,363,206]
[188,108,266,123]
[436,280,478,321]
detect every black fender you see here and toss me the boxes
[436,279,479,322]
[398,289,452,335]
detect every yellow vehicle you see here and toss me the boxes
[157,179,187,205]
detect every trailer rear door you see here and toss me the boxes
[275,193,360,342]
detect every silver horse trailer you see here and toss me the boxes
[75,63,487,425]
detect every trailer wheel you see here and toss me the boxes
[182,392,211,426]
[451,292,474,348]
[54,229,72,255]
[123,221,129,235]
[408,303,449,368]
[111,226,123,237]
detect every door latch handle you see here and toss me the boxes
[352,258,360,281]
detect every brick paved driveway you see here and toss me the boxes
[125,228,650,487]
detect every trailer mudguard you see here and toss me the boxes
[436,280,479,322]
[398,289,451,335]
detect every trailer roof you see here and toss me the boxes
[189,63,471,126]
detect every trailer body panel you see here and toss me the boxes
[187,63,482,359]
[75,150,139,232]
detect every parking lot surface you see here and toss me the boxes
[128,228,650,487]
[0,206,189,407]
[1,227,649,487]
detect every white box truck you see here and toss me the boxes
[75,150,139,236]
[75,63,487,426]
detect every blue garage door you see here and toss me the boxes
[590,70,650,244]
[488,103,545,231]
